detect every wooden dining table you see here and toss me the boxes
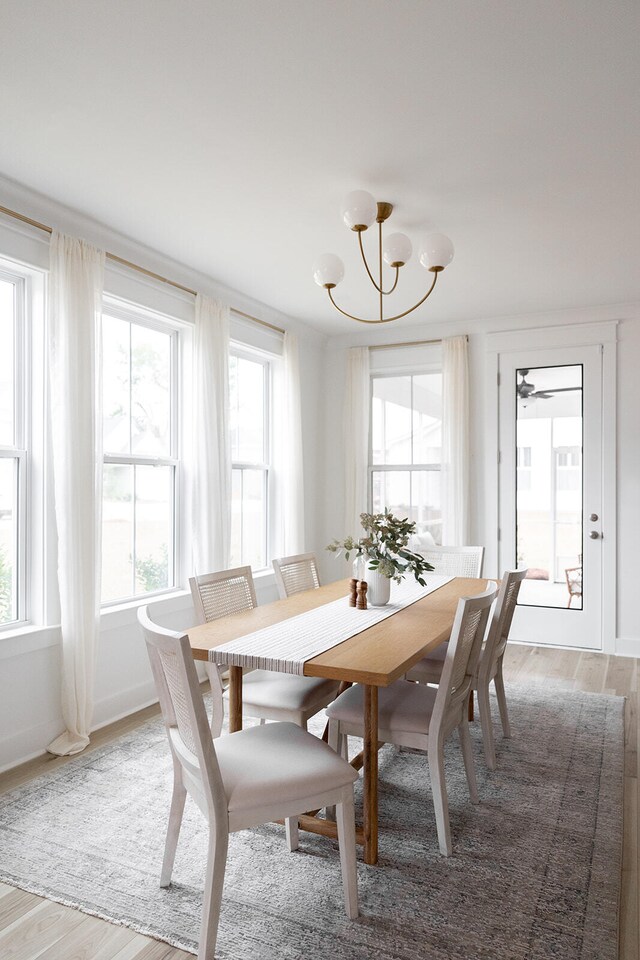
[188,574,490,865]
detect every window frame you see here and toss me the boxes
[229,342,272,572]
[0,268,28,628]
[368,366,443,539]
[100,296,182,607]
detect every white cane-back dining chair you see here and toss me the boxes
[326,585,496,856]
[139,608,358,960]
[190,566,339,734]
[416,545,485,578]
[406,569,527,770]
[272,552,321,599]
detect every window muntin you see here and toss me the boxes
[101,308,177,604]
[0,273,26,627]
[370,372,443,543]
[229,350,269,571]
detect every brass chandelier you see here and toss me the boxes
[313,190,454,324]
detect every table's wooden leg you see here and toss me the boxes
[363,684,379,865]
[468,690,474,722]
[321,680,352,742]
[228,666,243,733]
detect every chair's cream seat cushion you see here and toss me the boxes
[215,721,358,814]
[326,681,438,737]
[405,642,448,683]
[222,670,338,712]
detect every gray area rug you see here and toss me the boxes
[0,683,623,959]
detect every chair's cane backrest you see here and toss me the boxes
[479,568,528,680]
[433,585,497,729]
[272,553,321,599]
[418,546,485,579]
[138,607,226,824]
[189,566,257,624]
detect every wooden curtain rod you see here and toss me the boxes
[0,204,285,336]
[369,338,441,350]
[368,334,468,351]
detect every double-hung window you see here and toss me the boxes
[229,348,270,571]
[101,302,179,603]
[370,371,443,543]
[0,270,26,625]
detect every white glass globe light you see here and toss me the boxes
[383,232,413,267]
[419,233,454,271]
[341,190,377,231]
[312,253,345,288]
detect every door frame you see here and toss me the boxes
[485,320,617,653]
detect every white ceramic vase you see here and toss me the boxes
[367,569,391,606]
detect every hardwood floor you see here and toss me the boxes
[0,645,636,959]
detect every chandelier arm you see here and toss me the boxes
[356,231,400,296]
[378,221,383,321]
[385,267,400,295]
[326,271,439,324]
[357,230,384,293]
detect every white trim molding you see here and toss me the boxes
[485,319,618,655]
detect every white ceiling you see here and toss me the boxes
[1,1,638,334]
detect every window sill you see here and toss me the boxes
[0,624,61,661]
[100,589,193,631]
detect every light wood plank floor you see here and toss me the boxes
[0,645,636,960]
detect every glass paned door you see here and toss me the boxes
[499,345,603,649]
[516,364,583,609]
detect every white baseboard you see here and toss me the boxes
[91,678,158,729]
[614,637,640,658]
[1,679,161,775]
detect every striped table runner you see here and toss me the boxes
[207,575,453,675]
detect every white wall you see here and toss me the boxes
[319,303,640,657]
[0,180,327,772]
[1,173,638,772]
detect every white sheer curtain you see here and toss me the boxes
[441,335,470,545]
[282,331,305,554]
[47,232,105,756]
[343,346,370,536]
[191,293,231,575]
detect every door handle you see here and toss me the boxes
[589,531,601,540]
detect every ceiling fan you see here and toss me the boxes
[516,370,580,401]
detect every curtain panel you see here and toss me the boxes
[343,346,370,537]
[47,232,105,756]
[191,294,231,575]
[441,335,470,545]
[281,331,305,554]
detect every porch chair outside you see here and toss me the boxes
[189,566,338,734]
[326,585,496,856]
[139,607,358,960]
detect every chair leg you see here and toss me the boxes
[160,767,187,887]
[198,827,229,960]
[477,680,497,771]
[205,663,225,739]
[335,791,359,919]
[427,739,452,856]
[326,720,341,821]
[285,817,299,851]
[494,659,511,738]
[458,719,479,803]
